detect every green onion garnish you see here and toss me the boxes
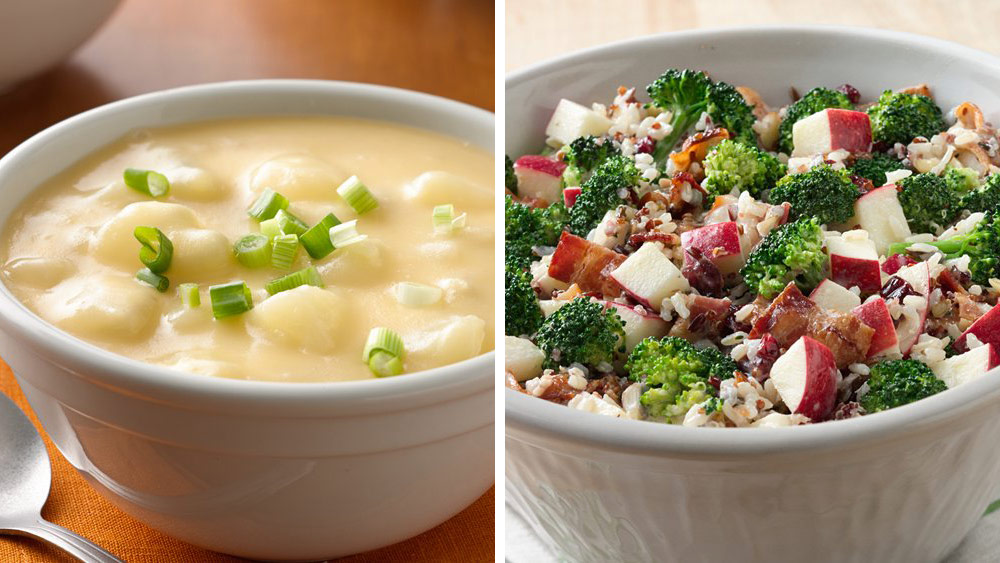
[337,175,378,214]
[178,283,200,307]
[432,204,466,234]
[271,233,299,270]
[362,327,405,362]
[209,281,253,319]
[247,189,289,221]
[329,220,367,249]
[392,282,443,306]
[368,350,404,377]
[265,266,324,295]
[133,226,173,273]
[259,218,281,240]
[233,234,271,268]
[136,268,169,292]
[275,209,309,236]
[300,213,342,259]
[124,168,170,198]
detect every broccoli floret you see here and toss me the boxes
[859,359,946,413]
[889,212,1000,285]
[768,164,860,225]
[505,195,570,269]
[945,167,981,195]
[897,173,960,234]
[778,87,853,154]
[701,139,786,199]
[505,265,543,337]
[867,90,945,147]
[960,173,1000,214]
[535,297,625,369]
[566,154,639,235]
[848,153,906,187]
[645,69,756,163]
[625,336,738,421]
[505,155,517,193]
[561,136,620,187]
[740,217,827,298]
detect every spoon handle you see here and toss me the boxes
[5,517,123,563]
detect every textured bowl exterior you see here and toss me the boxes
[0,81,494,560]
[506,26,1000,563]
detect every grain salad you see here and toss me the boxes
[505,69,1000,427]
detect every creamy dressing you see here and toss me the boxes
[0,117,494,382]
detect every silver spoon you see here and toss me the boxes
[0,391,123,562]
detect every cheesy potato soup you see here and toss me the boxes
[0,117,494,382]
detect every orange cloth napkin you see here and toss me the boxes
[0,362,493,562]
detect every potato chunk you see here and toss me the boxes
[248,154,345,201]
[3,257,76,289]
[403,171,491,208]
[37,274,161,341]
[317,238,385,285]
[250,286,345,354]
[168,229,235,283]
[410,315,486,366]
[93,202,202,269]
[166,166,227,201]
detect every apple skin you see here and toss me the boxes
[851,185,911,256]
[955,303,1000,353]
[852,297,900,359]
[826,234,881,294]
[791,108,872,157]
[563,187,582,207]
[809,279,861,313]
[932,343,999,388]
[769,335,839,421]
[514,155,567,204]
[680,222,744,275]
[548,231,625,297]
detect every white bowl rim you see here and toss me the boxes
[0,79,494,416]
[505,25,1000,456]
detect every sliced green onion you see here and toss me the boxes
[300,213,342,259]
[259,218,281,240]
[247,189,289,221]
[452,212,467,229]
[124,168,170,198]
[368,350,404,377]
[271,233,299,270]
[337,175,378,214]
[209,281,253,319]
[233,234,271,268]
[275,208,309,236]
[362,327,405,362]
[178,283,200,307]
[133,226,173,273]
[136,268,169,292]
[433,204,455,233]
[329,220,367,249]
[265,266,324,295]
[393,282,443,306]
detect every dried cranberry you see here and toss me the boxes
[849,174,874,194]
[880,276,918,302]
[636,136,656,154]
[881,253,916,275]
[748,333,780,382]
[837,83,862,104]
[708,376,722,390]
[726,303,753,334]
[681,247,724,297]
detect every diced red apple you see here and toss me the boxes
[826,231,881,294]
[955,303,1000,353]
[853,297,900,359]
[548,231,625,297]
[791,108,872,157]
[769,336,839,421]
[680,222,745,275]
[609,242,689,311]
[563,187,582,207]
[544,98,612,147]
[809,279,861,313]
[892,262,930,356]
[851,185,911,256]
[881,253,916,276]
[931,343,999,388]
[603,301,668,351]
[514,155,566,204]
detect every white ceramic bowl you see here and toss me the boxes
[0,80,494,560]
[0,0,120,90]
[506,26,1000,563]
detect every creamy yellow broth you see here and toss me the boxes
[0,117,494,382]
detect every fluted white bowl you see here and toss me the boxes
[506,26,1000,563]
[0,80,494,560]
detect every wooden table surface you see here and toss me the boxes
[506,0,1000,70]
[0,0,494,561]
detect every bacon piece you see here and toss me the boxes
[585,374,625,404]
[534,372,580,405]
[548,231,625,297]
[506,372,527,392]
[670,128,731,172]
[669,295,732,340]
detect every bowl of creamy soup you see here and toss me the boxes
[0,80,493,560]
